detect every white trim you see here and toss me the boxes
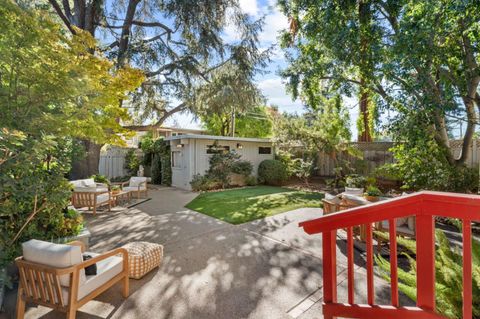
[165,134,271,143]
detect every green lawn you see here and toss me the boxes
[185,186,324,224]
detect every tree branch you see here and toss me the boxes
[48,0,76,34]
[154,102,188,127]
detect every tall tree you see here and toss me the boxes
[201,106,273,138]
[279,0,480,167]
[41,0,267,177]
[273,96,352,160]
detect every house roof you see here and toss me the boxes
[165,134,272,143]
[122,125,206,133]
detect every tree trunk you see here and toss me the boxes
[358,82,372,142]
[358,0,373,142]
[70,140,102,179]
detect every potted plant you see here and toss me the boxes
[344,174,367,195]
[364,185,382,202]
[111,185,121,195]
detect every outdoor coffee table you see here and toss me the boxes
[111,190,132,206]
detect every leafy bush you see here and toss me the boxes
[149,139,171,185]
[125,149,140,176]
[364,185,382,197]
[190,174,221,191]
[245,175,258,186]
[110,175,131,183]
[258,159,288,186]
[345,174,367,188]
[91,174,110,186]
[231,160,253,176]
[50,208,84,239]
[275,150,296,177]
[139,134,155,166]
[376,226,480,318]
[207,151,242,188]
[0,131,81,268]
[384,142,479,192]
[293,158,314,185]
[191,151,254,190]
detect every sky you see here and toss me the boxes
[164,0,361,137]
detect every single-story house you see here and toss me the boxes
[165,134,274,190]
[122,125,207,148]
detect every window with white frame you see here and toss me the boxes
[171,151,182,168]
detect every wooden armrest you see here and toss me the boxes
[67,241,86,253]
[77,248,128,270]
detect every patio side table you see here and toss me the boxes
[111,190,132,206]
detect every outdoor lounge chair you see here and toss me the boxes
[69,178,108,193]
[71,191,111,215]
[15,239,129,319]
[116,177,148,199]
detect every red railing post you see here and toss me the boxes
[463,220,472,319]
[322,230,337,319]
[416,213,436,311]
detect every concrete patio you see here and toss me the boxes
[20,187,412,319]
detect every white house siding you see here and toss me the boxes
[169,137,274,190]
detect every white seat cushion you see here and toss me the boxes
[73,187,108,193]
[380,221,415,236]
[22,240,86,287]
[324,193,341,204]
[129,177,147,187]
[123,186,146,192]
[342,193,368,205]
[344,187,364,195]
[96,193,110,204]
[62,252,124,303]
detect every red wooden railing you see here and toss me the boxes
[299,191,480,319]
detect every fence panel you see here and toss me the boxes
[99,147,140,179]
[316,140,480,176]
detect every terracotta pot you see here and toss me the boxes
[112,190,120,195]
[364,195,379,202]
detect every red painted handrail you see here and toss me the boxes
[299,191,480,319]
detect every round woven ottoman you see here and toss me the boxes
[122,241,163,279]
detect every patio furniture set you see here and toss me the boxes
[322,189,416,250]
[70,177,148,215]
[15,239,163,319]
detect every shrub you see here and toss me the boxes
[258,159,288,185]
[91,174,110,186]
[384,141,479,192]
[0,131,82,269]
[149,139,171,185]
[207,151,241,188]
[345,174,367,188]
[231,160,253,176]
[275,150,296,177]
[292,158,314,185]
[125,149,140,176]
[139,134,155,166]
[245,175,258,186]
[364,185,382,197]
[190,174,221,191]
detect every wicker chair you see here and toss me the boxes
[16,240,129,319]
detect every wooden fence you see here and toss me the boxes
[316,139,480,177]
[99,146,142,179]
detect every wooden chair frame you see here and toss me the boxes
[15,241,129,319]
[71,190,111,215]
[114,180,148,200]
